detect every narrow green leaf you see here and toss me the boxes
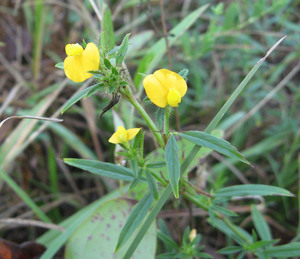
[251,205,272,241]
[212,218,253,246]
[61,83,102,114]
[145,169,159,200]
[218,246,243,255]
[212,205,238,217]
[55,62,63,69]
[123,185,172,258]
[165,135,180,199]
[64,158,136,181]
[157,231,178,250]
[205,36,286,134]
[178,69,189,80]
[101,5,115,51]
[115,192,154,251]
[116,33,130,65]
[130,159,138,178]
[215,184,294,198]
[263,242,300,257]
[178,131,249,165]
[104,58,112,69]
[247,240,278,250]
[147,161,166,168]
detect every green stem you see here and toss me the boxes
[164,106,170,138]
[120,87,164,148]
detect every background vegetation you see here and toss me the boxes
[0,0,299,258]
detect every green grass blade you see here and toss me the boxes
[180,36,286,175]
[205,36,286,134]
[115,191,154,251]
[123,185,172,258]
[40,203,101,259]
[0,169,51,223]
[49,124,97,159]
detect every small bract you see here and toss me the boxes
[64,42,100,83]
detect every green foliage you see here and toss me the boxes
[165,135,180,199]
[64,198,156,258]
[215,184,294,197]
[115,192,154,251]
[1,0,300,258]
[178,131,249,164]
[64,158,139,181]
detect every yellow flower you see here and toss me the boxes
[143,69,187,108]
[189,228,197,242]
[64,42,100,83]
[108,126,141,144]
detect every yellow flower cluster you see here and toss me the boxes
[64,43,100,83]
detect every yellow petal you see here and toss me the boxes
[65,43,83,56]
[108,132,120,144]
[64,55,88,83]
[127,128,141,141]
[143,74,168,108]
[154,69,187,97]
[63,42,100,83]
[167,88,181,107]
[108,126,127,144]
[81,43,100,72]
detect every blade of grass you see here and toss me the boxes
[0,169,51,223]
[123,185,172,258]
[181,36,286,175]
[33,0,46,83]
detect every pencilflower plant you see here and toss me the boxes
[56,34,294,258]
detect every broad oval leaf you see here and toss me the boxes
[165,135,180,199]
[178,131,249,165]
[215,184,294,198]
[115,192,154,251]
[65,198,156,259]
[64,158,136,181]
